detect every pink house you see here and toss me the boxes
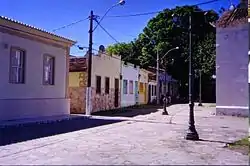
[0,16,75,121]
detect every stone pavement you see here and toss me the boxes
[0,104,248,165]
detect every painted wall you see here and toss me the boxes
[68,71,87,113]
[0,31,69,121]
[216,23,249,117]
[138,69,149,104]
[90,53,121,112]
[121,62,139,107]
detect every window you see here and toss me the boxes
[139,82,144,93]
[123,80,128,94]
[96,76,101,94]
[105,77,110,94]
[129,80,133,94]
[9,47,25,84]
[43,55,55,85]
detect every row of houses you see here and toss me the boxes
[0,16,178,121]
[68,53,179,114]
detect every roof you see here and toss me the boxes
[69,57,87,72]
[0,16,76,45]
[216,8,247,28]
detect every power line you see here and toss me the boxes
[94,19,119,43]
[106,0,221,18]
[52,17,89,32]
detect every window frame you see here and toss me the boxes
[43,54,55,85]
[9,47,26,84]
[129,80,133,94]
[96,75,102,94]
[105,77,110,94]
[123,79,128,94]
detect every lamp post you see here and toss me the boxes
[161,47,179,115]
[198,70,203,106]
[85,0,125,116]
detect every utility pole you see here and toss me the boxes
[86,10,94,116]
[156,48,160,105]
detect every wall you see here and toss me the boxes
[91,53,121,112]
[121,62,139,107]
[0,31,69,121]
[138,69,149,104]
[68,71,87,114]
[216,23,249,117]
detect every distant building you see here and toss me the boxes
[121,61,140,107]
[0,16,75,121]
[216,7,248,117]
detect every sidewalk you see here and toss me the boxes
[0,104,248,165]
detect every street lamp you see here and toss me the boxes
[172,10,211,140]
[198,70,202,106]
[85,1,125,116]
[161,47,179,115]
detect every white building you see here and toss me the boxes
[121,61,139,107]
[0,16,75,121]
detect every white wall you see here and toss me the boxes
[0,32,69,121]
[121,62,139,107]
[216,23,248,117]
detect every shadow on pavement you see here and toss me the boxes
[0,116,124,146]
[92,105,162,117]
[199,139,231,144]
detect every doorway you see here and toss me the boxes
[114,78,119,107]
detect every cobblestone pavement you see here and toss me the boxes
[0,104,248,165]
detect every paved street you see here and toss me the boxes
[0,104,248,165]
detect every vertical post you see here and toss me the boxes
[156,47,160,105]
[86,10,94,116]
[185,13,199,140]
[162,65,168,115]
[198,70,202,106]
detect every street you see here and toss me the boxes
[0,104,248,165]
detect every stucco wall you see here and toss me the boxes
[0,31,69,121]
[216,23,249,117]
[138,69,149,104]
[68,71,87,113]
[121,62,139,107]
[91,54,121,89]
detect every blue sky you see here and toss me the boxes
[1,0,239,55]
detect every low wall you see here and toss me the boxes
[0,98,70,121]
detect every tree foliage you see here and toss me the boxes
[107,5,219,99]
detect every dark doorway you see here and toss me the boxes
[114,78,119,107]
[148,85,151,104]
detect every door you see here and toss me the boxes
[114,78,119,107]
[134,81,139,104]
[148,84,151,104]
[144,83,148,104]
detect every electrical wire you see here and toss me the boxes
[52,17,89,32]
[94,19,119,43]
[106,0,221,18]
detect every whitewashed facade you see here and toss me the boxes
[121,62,139,107]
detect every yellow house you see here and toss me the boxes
[138,69,150,105]
[68,57,88,113]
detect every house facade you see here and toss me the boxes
[148,71,157,104]
[0,16,75,121]
[138,69,149,105]
[68,57,87,114]
[91,53,121,112]
[121,61,140,107]
[216,8,248,117]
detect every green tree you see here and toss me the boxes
[107,5,219,100]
